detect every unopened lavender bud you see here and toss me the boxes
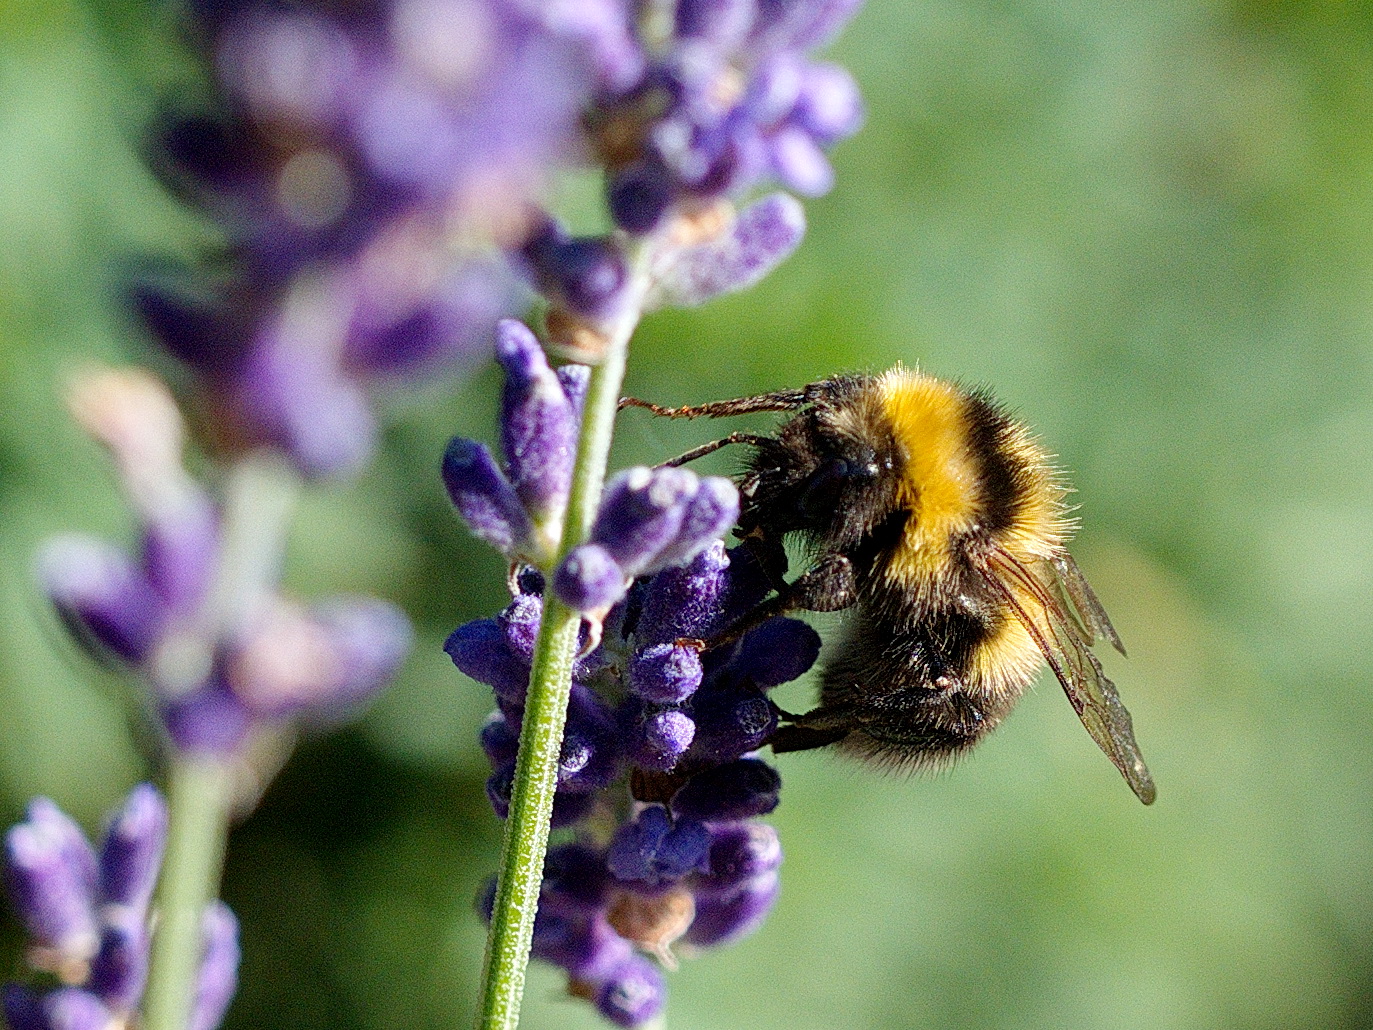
[595,955,667,1028]
[696,822,782,896]
[442,437,533,558]
[690,683,777,760]
[444,620,531,703]
[556,363,591,420]
[5,801,99,959]
[770,125,833,195]
[38,536,164,666]
[626,707,696,772]
[559,686,623,793]
[628,643,702,704]
[608,160,674,234]
[140,494,219,615]
[310,597,413,711]
[189,902,239,1030]
[794,62,864,142]
[479,711,520,768]
[486,763,596,828]
[676,0,756,47]
[685,869,780,947]
[34,988,112,1030]
[633,541,730,645]
[159,679,253,756]
[497,593,543,662]
[523,233,629,321]
[1,985,45,1030]
[495,320,577,526]
[86,919,148,1011]
[670,758,781,821]
[646,193,805,309]
[542,843,611,911]
[642,476,739,572]
[606,806,709,888]
[731,617,822,687]
[590,466,695,574]
[97,783,166,913]
[553,543,626,612]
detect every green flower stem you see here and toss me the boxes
[474,250,648,1030]
[144,453,300,1030]
[142,754,236,1030]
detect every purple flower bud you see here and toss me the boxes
[645,476,738,572]
[239,332,377,479]
[486,764,594,828]
[542,842,611,911]
[769,125,833,195]
[496,320,578,522]
[307,597,413,713]
[442,438,532,557]
[97,783,167,913]
[676,0,756,47]
[523,232,629,321]
[1,985,47,1030]
[730,616,822,687]
[4,800,99,958]
[140,495,219,617]
[595,955,667,1028]
[794,62,864,143]
[86,918,148,1011]
[37,536,165,666]
[696,822,782,897]
[608,160,674,234]
[628,643,702,704]
[670,758,781,821]
[555,363,591,421]
[646,193,806,309]
[690,683,777,760]
[159,678,254,756]
[745,56,804,126]
[590,466,696,574]
[535,910,632,981]
[606,806,710,887]
[553,543,626,612]
[558,686,622,793]
[128,276,242,377]
[34,988,112,1030]
[625,706,697,772]
[479,711,521,768]
[749,0,865,54]
[190,902,239,1030]
[497,591,543,663]
[634,540,731,645]
[686,869,779,947]
[444,619,531,703]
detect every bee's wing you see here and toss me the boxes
[980,547,1156,805]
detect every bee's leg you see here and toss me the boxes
[657,432,772,468]
[768,723,850,753]
[619,379,843,420]
[685,554,856,652]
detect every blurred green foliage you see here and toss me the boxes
[3,0,1372,1028]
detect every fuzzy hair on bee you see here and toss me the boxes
[622,366,1156,804]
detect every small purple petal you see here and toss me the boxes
[686,869,780,947]
[98,783,167,913]
[606,806,710,887]
[36,989,112,1030]
[595,955,667,1028]
[670,758,781,821]
[495,319,578,521]
[441,437,532,557]
[444,619,531,702]
[553,543,627,612]
[189,902,239,1030]
[86,917,148,1011]
[628,643,702,704]
[479,711,521,768]
[646,193,805,309]
[691,683,778,760]
[634,540,731,645]
[159,677,254,756]
[729,616,822,687]
[626,705,696,772]
[589,466,696,575]
[4,800,99,958]
[770,126,834,195]
[643,476,739,572]
[38,536,165,666]
[696,822,782,896]
[794,62,864,143]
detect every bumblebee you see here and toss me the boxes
[623,366,1156,804]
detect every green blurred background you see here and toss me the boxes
[3,0,1372,1027]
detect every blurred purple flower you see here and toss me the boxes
[2,787,238,1030]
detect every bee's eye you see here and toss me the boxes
[799,453,878,515]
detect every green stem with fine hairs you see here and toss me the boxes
[142,454,299,1030]
[473,250,650,1030]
